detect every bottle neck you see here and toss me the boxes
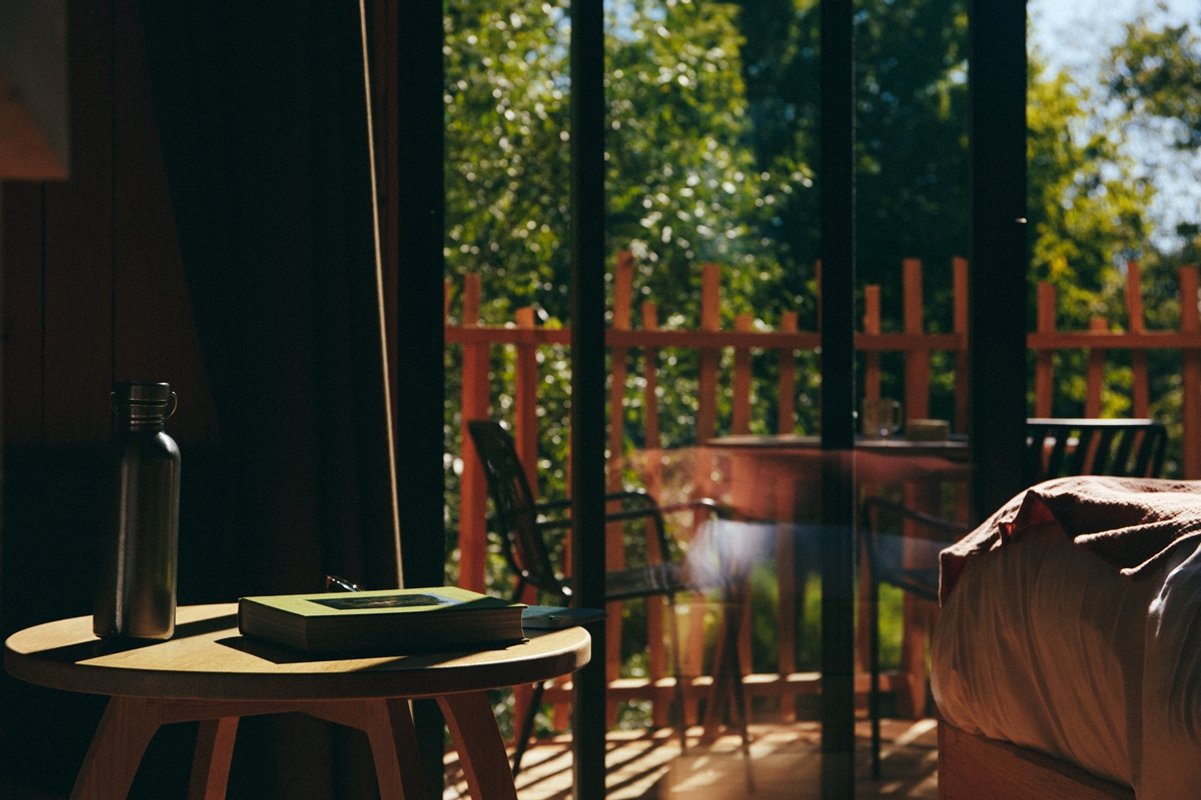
[116,415,167,433]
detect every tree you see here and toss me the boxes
[1027,55,1152,330]
[1100,15,1201,451]
[1109,18,1201,151]
[443,0,791,326]
[1026,51,1155,417]
[443,0,573,324]
[606,0,794,317]
[1106,15,1201,255]
[729,0,971,329]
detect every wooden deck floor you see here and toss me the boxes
[444,718,939,799]
[0,718,937,799]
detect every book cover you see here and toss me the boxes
[521,605,606,630]
[238,586,526,656]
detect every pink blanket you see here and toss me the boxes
[940,476,1201,603]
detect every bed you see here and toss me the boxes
[930,476,1201,799]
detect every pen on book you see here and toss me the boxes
[324,574,364,592]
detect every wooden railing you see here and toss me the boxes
[446,251,1201,720]
[1032,262,1201,475]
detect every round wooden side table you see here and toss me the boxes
[4,603,591,800]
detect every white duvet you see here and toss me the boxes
[931,511,1201,798]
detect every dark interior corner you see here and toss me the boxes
[1,1,399,796]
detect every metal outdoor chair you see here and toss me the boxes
[861,495,970,778]
[466,419,752,780]
[862,416,1169,777]
[1024,417,1168,481]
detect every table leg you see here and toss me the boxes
[438,692,519,800]
[701,582,756,792]
[188,716,239,800]
[896,480,942,718]
[362,699,428,800]
[775,482,799,722]
[71,696,161,800]
[304,698,428,800]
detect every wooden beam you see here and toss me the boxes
[968,0,1028,513]
[818,0,856,795]
[569,0,607,797]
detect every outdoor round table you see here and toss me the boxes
[4,603,591,800]
[698,434,972,731]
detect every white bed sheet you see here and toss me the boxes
[931,521,1201,799]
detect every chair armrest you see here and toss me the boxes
[604,490,729,517]
[533,497,574,514]
[657,496,731,519]
[604,563,686,600]
[522,492,730,572]
[532,490,730,520]
[861,496,967,602]
[861,496,969,542]
[518,503,667,531]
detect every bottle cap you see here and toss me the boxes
[112,381,176,420]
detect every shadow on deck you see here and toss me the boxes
[444,717,939,799]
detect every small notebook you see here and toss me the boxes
[521,605,606,630]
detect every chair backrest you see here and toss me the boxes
[466,419,565,599]
[1024,418,1168,482]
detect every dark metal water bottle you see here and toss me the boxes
[93,381,181,640]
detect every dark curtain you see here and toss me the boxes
[136,3,399,797]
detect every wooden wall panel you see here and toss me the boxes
[1,0,217,447]
[1,183,45,443]
[40,0,114,444]
[110,0,214,442]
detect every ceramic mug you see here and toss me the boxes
[861,398,903,438]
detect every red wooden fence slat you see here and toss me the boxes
[1086,317,1107,417]
[903,258,930,421]
[953,257,970,434]
[864,285,882,415]
[732,314,753,434]
[514,306,539,491]
[1127,262,1149,417]
[458,274,489,592]
[1181,266,1200,478]
[643,302,661,446]
[1035,282,1056,417]
[778,311,798,434]
[698,264,721,442]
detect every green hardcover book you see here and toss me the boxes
[237,586,526,656]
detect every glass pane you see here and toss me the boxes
[1027,0,1198,475]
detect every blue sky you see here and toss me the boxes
[1030,0,1198,71]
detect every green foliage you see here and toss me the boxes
[730,0,971,322]
[444,0,573,321]
[1095,14,1201,471]
[444,0,791,326]
[1027,56,1152,329]
[854,0,971,317]
[1108,17,1201,151]
[1103,12,1201,256]
[607,0,790,315]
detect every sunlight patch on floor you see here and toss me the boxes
[443,718,938,799]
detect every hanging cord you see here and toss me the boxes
[358,0,404,587]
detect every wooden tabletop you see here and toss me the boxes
[707,433,969,456]
[703,434,970,484]
[4,603,591,703]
